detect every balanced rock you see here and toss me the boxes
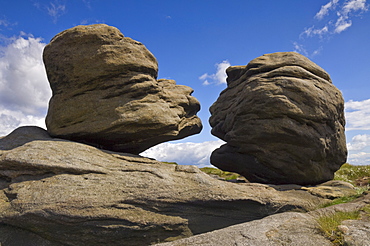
[0,126,327,246]
[209,52,347,185]
[43,24,202,154]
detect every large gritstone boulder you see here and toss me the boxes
[43,24,202,154]
[209,52,347,185]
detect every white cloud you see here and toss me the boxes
[0,34,51,136]
[0,19,10,27]
[199,60,230,86]
[345,99,370,130]
[34,0,66,23]
[347,134,370,150]
[0,109,46,136]
[342,0,368,14]
[315,0,340,20]
[347,151,370,165]
[141,140,225,167]
[292,42,322,58]
[47,1,66,23]
[295,0,369,55]
[306,0,368,37]
[334,15,353,33]
[0,17,17,30]
[301,25,329,38]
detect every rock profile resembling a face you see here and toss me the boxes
[43,24,202,154]
[209,52,347,185]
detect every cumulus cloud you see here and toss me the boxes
[347,151,370,165]
[141,140,225,167]
[345,98,370,165]
[199,60,230,86]
[0,34,51,136]
[345,99,370,130]
[347,134,370,151]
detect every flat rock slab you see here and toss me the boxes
[0,126,328,245]
[157,194,370,246]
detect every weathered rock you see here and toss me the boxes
[157,194,370,246]
[342,220,370,246]
[355,176,370,186]
[209,52,347,185]
[302,180,357,199]
[43,24,202,154]
[0,126,328,246]
[156,212,333,246]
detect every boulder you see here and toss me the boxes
[0,126,329,246]
[43,24,202,154]
[209,52,347,185]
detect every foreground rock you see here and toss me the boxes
[0,126,329,245]
[209,52,347,185]
[157,193,370,246]
[43,24,202,154]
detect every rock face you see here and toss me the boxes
[157,212,333,246]
[209,52,347,185]
[157,194,370,246]
[43,24,202,154]
[0,126,329,246]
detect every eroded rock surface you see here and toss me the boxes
[43,24,202,154]
[157,194,370,246]
[209,52,347,185]
[0,126,328,246]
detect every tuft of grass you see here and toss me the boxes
[317,211,360,245]
[161,161,178,165]
[334,163,370,185]
[320,186,369,208]
[318,163,370,208]
[361,204,370,217]
[200,167,242,181]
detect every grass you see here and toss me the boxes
[361,204,370,217]
[317,211,360,245]
[316,164,369,245]
[320,186,369,208]
[334,163,370,185]
[318,163,370,208]
[161,161,178,165]
[199,167,242,181]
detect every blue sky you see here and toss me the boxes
[1,0,370,167]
